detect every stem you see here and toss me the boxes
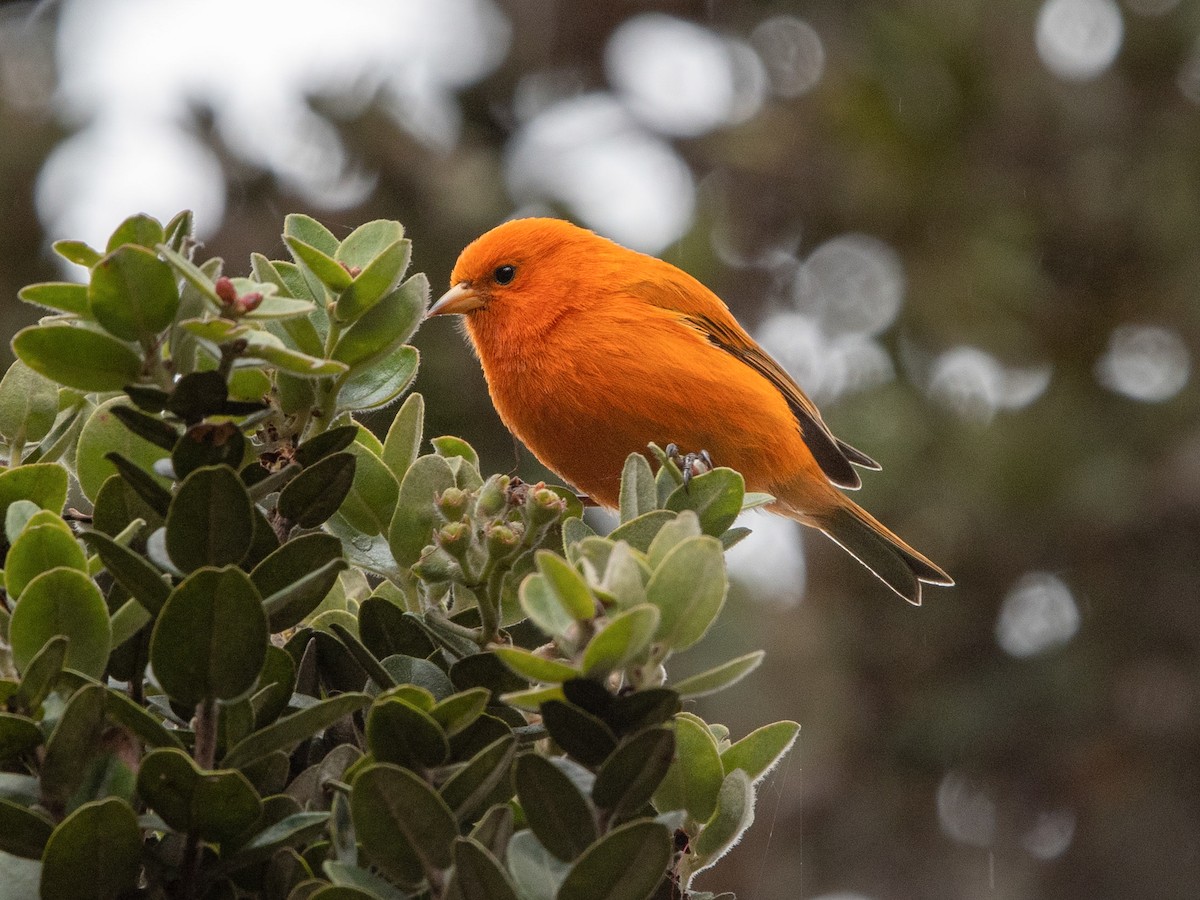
[181,697,218,898]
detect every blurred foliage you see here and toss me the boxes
[1,0,1198,897]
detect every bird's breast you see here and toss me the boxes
[468,304,812,508]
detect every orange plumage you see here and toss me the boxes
[428,218,952,604]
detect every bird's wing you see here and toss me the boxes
[630,273,878,490]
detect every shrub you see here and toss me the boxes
[0,212,797,900]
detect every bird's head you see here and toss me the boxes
[427,218,618,334]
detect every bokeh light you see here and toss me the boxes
[925,346,1052,423]
[504,93,696,253]
[795,234,905,336]
[995,572,1080,657]
[605,13,765,138]
[1095,323,1191,403]
[1022,808,1077,860]
[937,770,997,847]
[38,0,511,248]
[1036,0,1124,81]
[757,312,895,404]
[750,15,826,98]
[725,514,806,607]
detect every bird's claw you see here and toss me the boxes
[665,443,714,492]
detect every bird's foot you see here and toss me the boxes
[665,443,714,492]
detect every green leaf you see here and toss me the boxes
[253,534,348,632]
[9,567,110,679]
[493,647,580,684]
[431,434,480,472]
[519,574,576,639]
[339,344,419,411]
[440,734,516,823]
[645,535,727,650]
[358,600,435,660]
[285,236,353,293]
[592,727,676,823]
[352,763,458,886]
[646,509,702,570]
[672,651,765,699]
[381,392,424,479]
[337,437,399,536]
[333,274,425,367]
[172,421,246,478]
[89,244,179,342]
[166,370,228,422]
[76,397,171,502]
[449,837,521,900]
[335,240,416,323]
[40,798,141,900]
[619,453,657,523]
[335,219,404,268]
[606,688,681,736]
[388,453,456,566]
[536,551,595,620]
[227,811,330,870]
[285,213,340,256]
[366,697,449,769]
[516,753,598,862]
[653,713,724,821]
[5,519,87,599]
[506,829,569,900]
[138,747,263,843]
[428,687,492,737]
[0,712,44,762]
[278,452,357,529]
[383,654,456,700]
[555,820,671,900]
[52,239,102,268]
[0,360,59,445]
[0,463,68,521]
[110,404,179,450]
[166,465,255,572]
[103,452,171,517]
[222,692,370,769]
[12,323,142,392]
[540,700,617,767]
[607,510,677,553]
[322,860,409,900]
[163,210,193,251]
[150,566,267,707]
[17,281,90,315]
[40,683,107,805]
[690,769,755,871]
[104,687,185,749]
[581,604,659,677]
[288,428,352,470]
[106,212,165,251]
[10,635,68,714]
[4,499,41,543]
[0,797,52,859]
[719,720,800,783]
[665,468,744,537]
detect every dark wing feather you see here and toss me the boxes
[683,313,872,490]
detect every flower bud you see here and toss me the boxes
[475,474,510,518]
[412,546,457,582]
[436,487,470,521]
[436,520,472,559]
[214,276,238,306]
[527,487,566,527]
[485,522,522,558]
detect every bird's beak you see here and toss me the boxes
[427,282,485,318]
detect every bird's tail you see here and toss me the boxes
[804,496,953,606]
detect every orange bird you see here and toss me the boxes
[428,218,952,604]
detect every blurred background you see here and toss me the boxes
[1,0,1198,896]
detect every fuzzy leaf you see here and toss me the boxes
[12,323,142,392]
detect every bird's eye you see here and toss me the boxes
[493,265,516,285]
